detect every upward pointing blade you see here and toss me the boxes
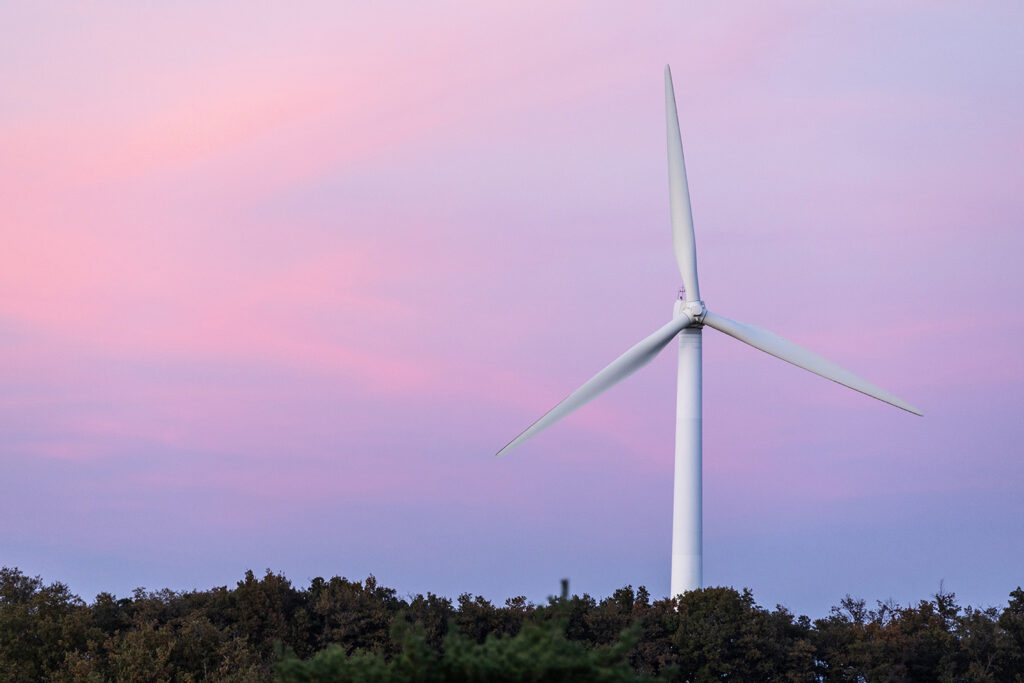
[497,314,695,457]
[665,65,700,301]
[702,310,923,416]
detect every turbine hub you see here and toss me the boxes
[686,300,707,323]
[676,299,706,324]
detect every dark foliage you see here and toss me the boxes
[1,566,1022,682]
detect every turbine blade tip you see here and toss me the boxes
[897,401,923,417]
[495,439,521,458]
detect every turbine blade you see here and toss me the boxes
[702,311,923,416]
[665,65,700,301]
[497,314,695,457]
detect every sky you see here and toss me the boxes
[2,2,1023,618]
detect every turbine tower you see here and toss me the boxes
[496,66,922,599]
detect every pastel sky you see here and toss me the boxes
[2,2,1022,617]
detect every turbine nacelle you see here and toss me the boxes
[676,299,707,325]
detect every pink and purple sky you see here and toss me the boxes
[2,3,1022,617]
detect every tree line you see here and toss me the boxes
[1,566,1022,681]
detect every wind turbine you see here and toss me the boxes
[496,66,922,599]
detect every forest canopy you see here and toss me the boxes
[1,566,1022,682]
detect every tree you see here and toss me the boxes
[672,587,815,681]
[0,567,92,682]
[276,613,648,683]
[233,569,308,660]
[307,575,401,656]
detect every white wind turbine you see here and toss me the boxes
[496,66,922,599]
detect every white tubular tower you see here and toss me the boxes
[672,299,703,597]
